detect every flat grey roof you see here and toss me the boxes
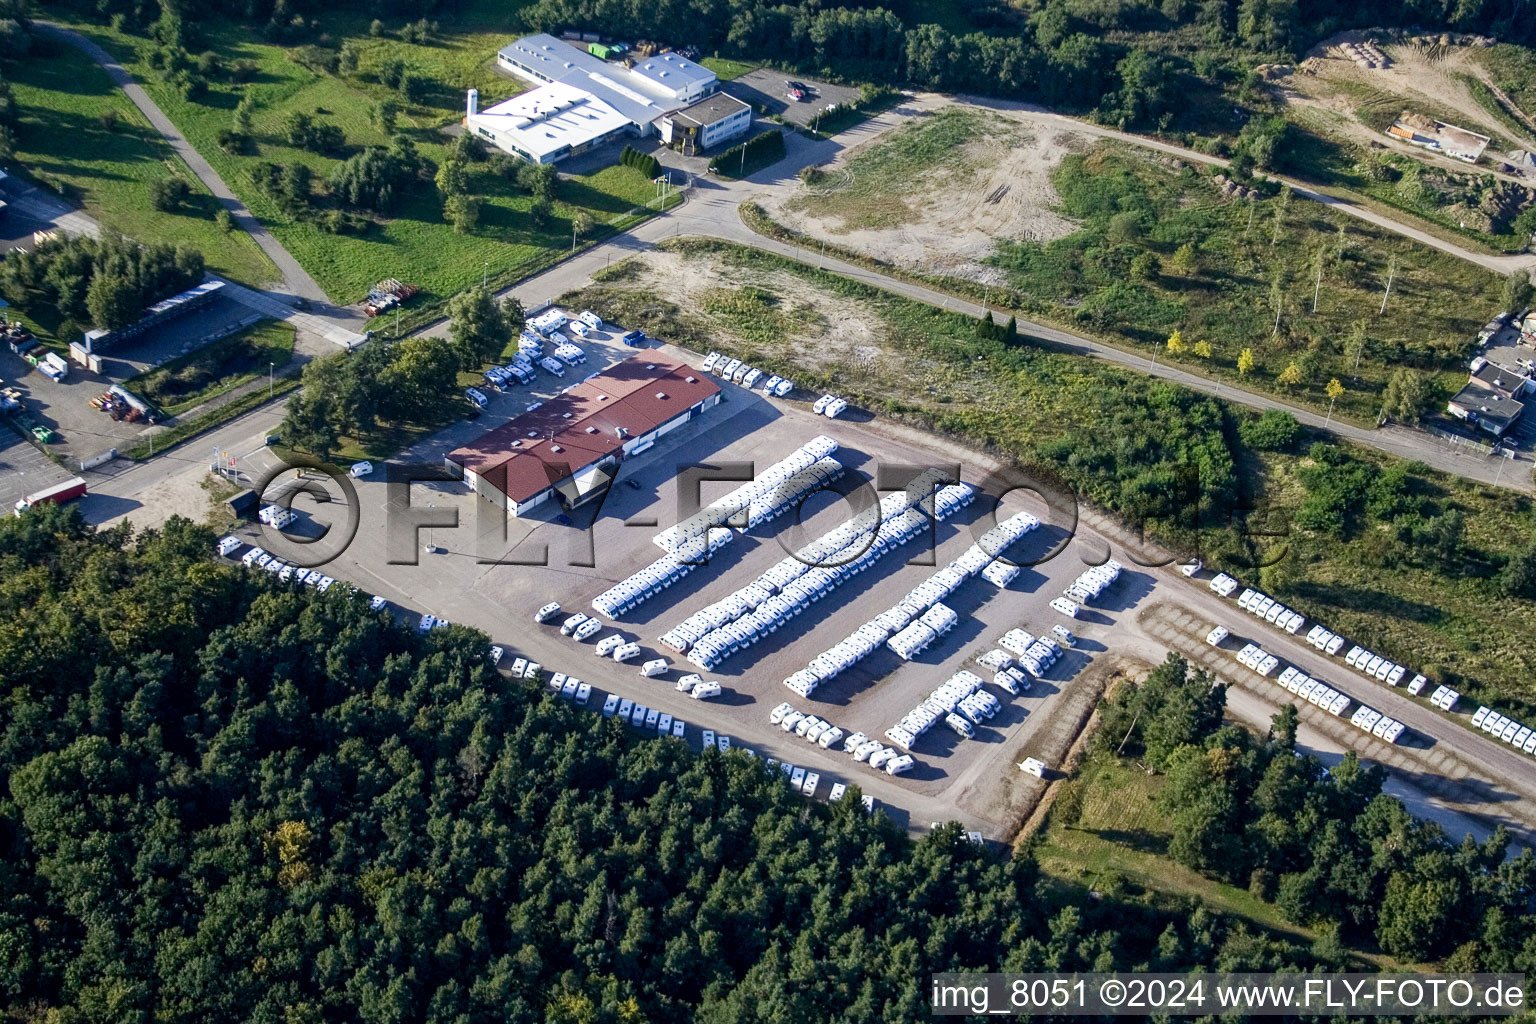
[1472,359,1530,397]
[1450,381,1524,430]
[670,91,750,127]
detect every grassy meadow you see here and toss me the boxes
[57,18,676,304]
[9,37,277,286]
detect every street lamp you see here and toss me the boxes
[482,261,488,289]
[426,502,436,552]
[268,362,274,399]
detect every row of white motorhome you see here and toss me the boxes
[1209,569,1448,726]
[768,703,915,777]
[1063,560,1122,607]
[590,529,735,619]
[779,502,1042,699]
[1230,644,1408,743]
[998,628,1064,679]
[1236,587,1307,636]
[887,670,1006,750]
[653,435,837,553]
[1472,706,1536,755]
[677,471,971,672]
[701,350,794,397]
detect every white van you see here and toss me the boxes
[534,602,562,623]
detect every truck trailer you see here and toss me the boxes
[15,476,87,515]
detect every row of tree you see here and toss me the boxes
[280,287,520,452]
[0,507,1350,1023]
[0,230,205,332]
[1097,653,1536,965]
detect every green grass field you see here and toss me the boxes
[700,57,758,82]
[58,20,677,304]
[126,320,295,415]
[9,38,277,287]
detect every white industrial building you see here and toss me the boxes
[659,92,753,154]
[466,34,719,164]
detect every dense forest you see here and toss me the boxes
[0,231,205,334]
[58,0,1536,131]
[0,507,1355,1022]
[1093,654,1536,965]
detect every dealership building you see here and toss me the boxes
[445,352,721,517]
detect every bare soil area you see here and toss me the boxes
[1277,31,1536,176]
[758,108,1090,286]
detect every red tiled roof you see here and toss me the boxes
[449,351,718,504]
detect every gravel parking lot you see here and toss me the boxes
[724,70,860,128]
[227,336,1162,837]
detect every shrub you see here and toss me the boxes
[378,58,404,89]
[708,130,785,176]
[1238,409,1302,452]
[148,176,192,212]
